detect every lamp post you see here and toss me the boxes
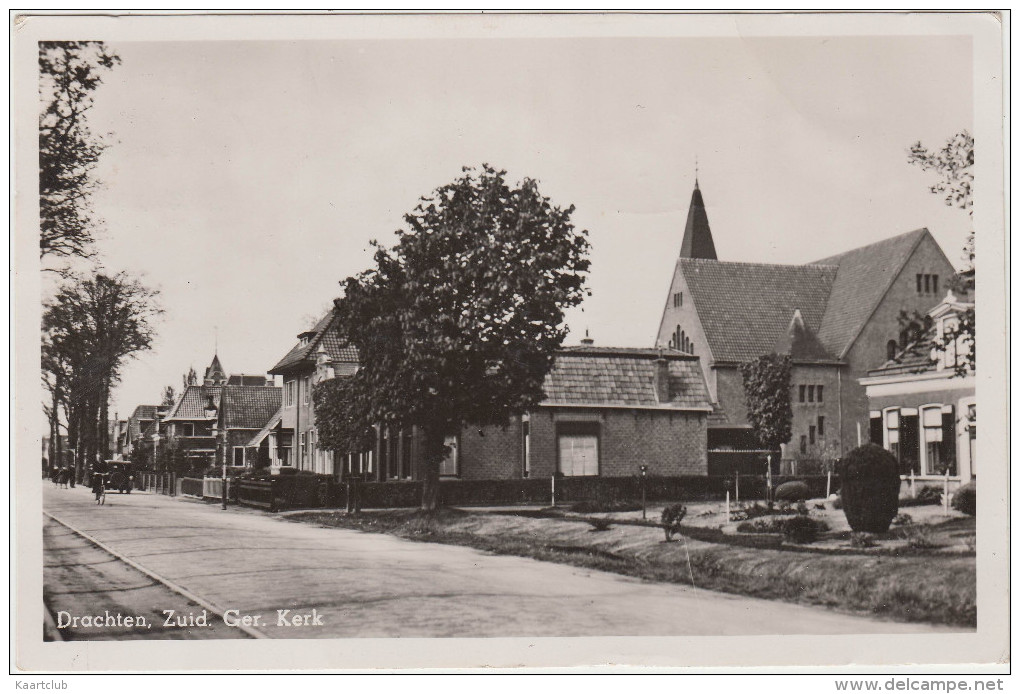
[639,464,648,520]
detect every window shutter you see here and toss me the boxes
[941,406,957,468]
[869,418,885,444]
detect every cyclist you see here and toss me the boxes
[91,459,109,504]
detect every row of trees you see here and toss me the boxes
[40,42,163,479]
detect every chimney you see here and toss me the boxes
[654,350,671,403]
[580,328,594,346]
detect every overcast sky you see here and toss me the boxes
[72,35,972,418]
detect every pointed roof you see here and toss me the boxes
[679,182,718,260]
[774,309,836,362]
[204,354,227,384]
[269,309,360,375]
[811,228,933,358]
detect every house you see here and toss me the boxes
[216,384,282,469]
[123,404,159,460]
[655,180,963,472]
[265,310,360,475]
[356,345,713,482]
[860,291,975,490]
[160,354,277,470]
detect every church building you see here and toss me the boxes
[656,180,961,473]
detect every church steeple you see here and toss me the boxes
[679,180,718,260]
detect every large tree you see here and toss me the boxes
[42,272,161,480]
[316,164,590,510]
[39,41,120,263]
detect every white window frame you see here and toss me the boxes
[439,435,459,477]
[558,433,599,477]
[231,446,246,467]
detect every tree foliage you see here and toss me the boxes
[315,164,590,509]
[739,353,793,451]
[39,41,121,263]
[42,272,162,480]
[908,130,974,268]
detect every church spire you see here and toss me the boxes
[679,179,718,260]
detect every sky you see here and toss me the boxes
[62,34,972,419]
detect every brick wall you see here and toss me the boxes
[380,406,709,481]
[842,234,959,453]
[789,363,844,457]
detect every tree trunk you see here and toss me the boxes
[98,377,110,461]
[419,426,446,513]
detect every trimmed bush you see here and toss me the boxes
[952,482,976,516]
[850,532,877,548]
[838,444,900,533]
[775,480,812,502]
[737,516,787,534]
[900,485,943,507]
[891,513,914,526]
[782,515,827,544]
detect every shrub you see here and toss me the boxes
[661,503,687,541]
[903,524,939,550]
[892,513,914,526]
[952,482,976,516]
[587,518,612,532]
[831,494,843,510]
[838,444,900,533]
[775,480,812,502]
[571,499,642,514]
[783,515,827,544]
[916,485,944,505]
[850,531,877,548]
[736,516,787,534]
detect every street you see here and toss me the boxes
[43,484,953,639]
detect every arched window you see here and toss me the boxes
[680,330,686,352]
[887,340,898,361]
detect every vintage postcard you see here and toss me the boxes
[11,11,1009,673]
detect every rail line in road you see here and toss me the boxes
[43,509,267,640]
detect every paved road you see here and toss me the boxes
[43,484,951,639]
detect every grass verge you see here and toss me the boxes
[285,507,975,628]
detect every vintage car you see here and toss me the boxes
[105,460,134,493]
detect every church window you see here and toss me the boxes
[807,385,815,403]
[916,274,923,293]
[816,385,823,402]
[798,385,806,403]
[932,275,939,296]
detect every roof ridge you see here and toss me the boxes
[809,227,928,265]
[680,257,838,271]
[830,228,930,359]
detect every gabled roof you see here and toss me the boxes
[811,228,930,359]
[128,405,158,439]
[542,347,712,410]
[247,405,285,447]
[220,386,282,429]
[774,309,836,363]
[270,310,360,375]
[679,258,838,363]
[165,384,221,421]
[679,182,718,260]
[866,330,937,377]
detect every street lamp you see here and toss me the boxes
[639,464,649,520]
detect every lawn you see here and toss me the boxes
[284,500,976,629]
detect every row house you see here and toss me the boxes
[260,310,360,474]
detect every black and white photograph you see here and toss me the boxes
[12,11,1008,675]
